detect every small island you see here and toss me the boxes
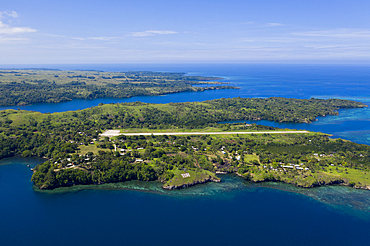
[0,96,368,190]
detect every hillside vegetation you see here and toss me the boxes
[31,133,370,190]
[0,96,368,190]
[0,70,235,106]
[0,97,365,160]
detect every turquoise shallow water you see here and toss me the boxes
[2,64,370,245]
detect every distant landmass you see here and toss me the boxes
[0,69,237,106]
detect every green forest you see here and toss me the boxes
[0,70,235,106]
[0,96,368,190]
[31,132,370,190]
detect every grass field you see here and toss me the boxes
[164,168,220,188]
[323,166,370,187]
[78,144,101,155]
[244,154,259,163]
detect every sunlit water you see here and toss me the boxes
[2,64,370,245]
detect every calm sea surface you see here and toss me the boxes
[1,64,370,245]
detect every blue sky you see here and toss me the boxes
[1,0,370,64]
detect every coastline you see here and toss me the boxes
[163,176,221,190]
[27,165,370,192]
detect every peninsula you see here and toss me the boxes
[0,69,237,106]
[0,97,368,190]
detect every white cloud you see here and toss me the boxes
[87,37,118,41]
[46,34,67,38]
[0,21,36,35]
[0,37,28,43]
[73,36,119,41]
[293,29,370,38]
[46,34,120,42]
[70,37,85,41]
[0,11,18,19]
[266,23,283,27]
[129,30,177,37]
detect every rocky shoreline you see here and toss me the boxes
[236,172,370,191]
[163,177,221,190]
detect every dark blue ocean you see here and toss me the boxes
[2,64,370,246]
